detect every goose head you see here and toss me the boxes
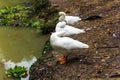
[59,12,66,16]
[58,12,66,22]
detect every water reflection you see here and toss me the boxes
[0,0,29,8]
[0,26,48,80]
[3,56,37,80]
[0,27,48,61]
[0,0,39,80]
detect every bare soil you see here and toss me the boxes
[30,0,120,80]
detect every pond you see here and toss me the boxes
[0,0,29,8]
[0,26,49,80]
[0,1,49,80]
[0,27,49,80]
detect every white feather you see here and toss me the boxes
[65,16,81,25]
[50,31,89,50]
[55,21,85,36]
[59,12,81,25]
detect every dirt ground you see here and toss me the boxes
[30,0,120,80]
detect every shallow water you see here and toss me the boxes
[0,27,49,80]
[4,56,37,80]
[0,1,48,80]
[0,0,29,8]
[0,27,48,61]
[0,65,5,80]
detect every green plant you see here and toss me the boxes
[0,5,32,26]
[40,12,59,34]
[5,65,28,78]
[0,2,59,35]
[30,19,44,28]
[42,37,52,56]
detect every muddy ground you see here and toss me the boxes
[30,0,120,80]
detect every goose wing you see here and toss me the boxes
[63,25,85,35]
[54,37,89,50]
[65,16,81,24]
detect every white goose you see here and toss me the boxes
[59,11,81,25]
[55,21,85,36]
[50,31,89,57]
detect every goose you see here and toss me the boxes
[59,11,81,25]
[55,21,85,36]
[50,31,89,64]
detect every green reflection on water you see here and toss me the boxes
[0,0,29,8]
[0,26,49,80]
[0,26,48,61]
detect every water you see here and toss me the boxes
[0,27,49,80]
[0,0,29,8]
[4,56,37,80]
[0,27,48,60]
[0,1,49,80]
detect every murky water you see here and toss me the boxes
[0,27,49,80]
[0,27,48,61]
[0,0,29,8]
[0,64,5,80]
[0,1,48,80]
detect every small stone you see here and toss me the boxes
[101,59,105,62]
[105,73,109,76]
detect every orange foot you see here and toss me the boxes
[58,56,67,64]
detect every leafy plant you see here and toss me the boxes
[5,65,28,78]
[0,5,32,26]
[0,2,58,35]
[30,19,44,28]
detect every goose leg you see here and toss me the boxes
[58,50,71,64]
[58,56,67,64]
